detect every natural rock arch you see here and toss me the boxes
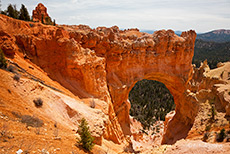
[0,14,198,144]
[105,30,198,144]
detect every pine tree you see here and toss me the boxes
[210,104,216,121]
[41,14,44,24]
[6,4,19,19]
[216,129,226,142]
[129,79,175,129]
[53,19,56,26]
[19,4,30,21]
[77,118,94,151]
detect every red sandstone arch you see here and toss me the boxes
[105,30,198,144]
[0,14,198,144]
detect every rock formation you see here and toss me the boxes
[188,61,230,116]
[0,14,197,144]
[184,61,230,143]
[32,3,50,23]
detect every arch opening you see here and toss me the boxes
[129,79,175,130]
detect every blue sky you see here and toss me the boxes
[1,0,230,33]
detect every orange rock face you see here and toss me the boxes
[32,3,50,23]
[0,14,197,144]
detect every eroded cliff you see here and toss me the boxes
[0,14,197,144]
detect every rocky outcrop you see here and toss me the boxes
[32,3,50,23]
[0,14,197,144]
[0,30,16,56]
[185,61,230,142]
[189,61,230,116]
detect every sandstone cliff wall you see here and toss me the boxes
[0,14,197,144]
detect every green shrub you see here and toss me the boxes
[0,49,7,68]
[7,65,16,73]
[216,128,226,142]
[77,118,94,151]
[19,4,30,21]
[5,4,19,19]
[203,132,209,142]
[13,74,20,81]
[20,115,43,127]
[210,105,216,121]
[205,125,211,131]
[33,98,43,107]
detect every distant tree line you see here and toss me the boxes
[129,79,175,130]
[193,39,230,68]
[1,4,31,21]
[0,3,56,26]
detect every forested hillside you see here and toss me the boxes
[193,39,230,68]
[129,80,175,129]
[196,29,230,43]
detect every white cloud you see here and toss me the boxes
[1,0,230,32]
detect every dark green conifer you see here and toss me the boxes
[77,118,95,151]
[19,4,30,21]
[6,4,19,19]
[53,19,56,26]
[41,14,44,24]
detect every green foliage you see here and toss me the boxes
[155,125,160,133]
[33,98,43,107]
[19,4,30,21]
[205,125,211,131]
[45,16,52,25]
[41,14,44,24]
[0,49,7,68]
[7,65,16,73]
[0,10,6,15]
[77,118,94,151]
[1,3,56,25]
[1,4,31,21]
[196,31,230,43]
[193,39,230,69]
[129,79,175,129]
[13,74,20,81]
[21,115,43,127]
[53,19,56,26]
[43,16,56,26]
[203,132,209,142]
[5,4,19,19]
[216,129,226,142]
[210,105,216,121]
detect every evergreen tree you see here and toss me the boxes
[41,14,44,24]
[53,19,56,26]
[77,118,94,151]
[216,129,226,142]
[129,79,175,129]
[19,4,30,21]
[6,4,19,19]
[44,16,53,25]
